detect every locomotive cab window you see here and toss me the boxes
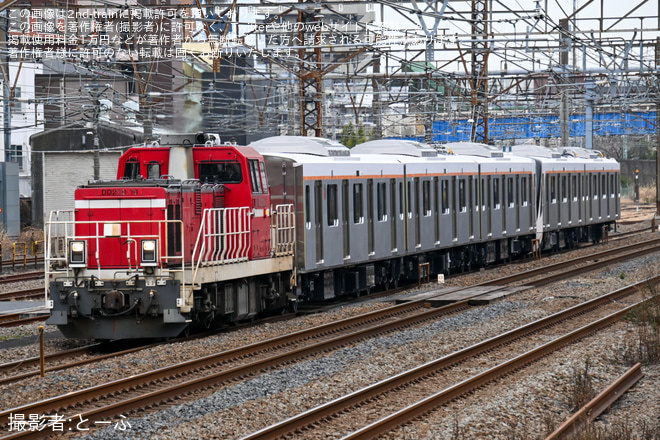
[199,161,242,184]
[147,162,161,180]
[123,158,140,180]
[248,160,268,194]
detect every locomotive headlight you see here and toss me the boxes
[141,239,158,266]
[68,240,87,268]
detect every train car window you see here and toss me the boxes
[507,177,514,208]
[549,175,556,203]
[572,175,578,201]
[422,180,431,216]
[353,183,364,223]
[377,182,387,221]
[407,181,413,217]
[399,182,404,217]
[521,176,528,207]
[147,162,161,180]
[199,161,242,185]
[493,177,500,209]
[601,175,606,198]
[561,175,567,202]
[305,185,311,228]
[123,158,140,180]
[441,180,449,214]
[610,175,615,197]
[481,179,487,211]
[458,179,466,212]
[315,181,323,228]
[327,184,338,226]
[593,175,598,199]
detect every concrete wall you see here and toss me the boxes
[0,162,20,237]
[41,152,121,222]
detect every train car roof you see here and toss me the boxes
[441,142,504,158]
[250,136,350,157]
[352,139,438,157]
[505,144,563,158]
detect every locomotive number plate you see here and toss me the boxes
[96,188,143,197]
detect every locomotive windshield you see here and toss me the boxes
[199,161,243,184]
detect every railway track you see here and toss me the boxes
[0,288,43,302]
[243,281,655,440]
[0,272,44,285]
[0,238,658,438]
[546,363,644,440]
[0,313,47,328]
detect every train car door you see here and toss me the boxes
[342,179,350,259]
[451,176,458,241]
[433,177,440,244]
[314,180,323,263]
[390,178,398,252]
[415,177,421,248]
[367,179,375,255]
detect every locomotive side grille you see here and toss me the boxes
[195,188,202,214]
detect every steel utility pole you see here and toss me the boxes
[1,10,10,163]
[470,0,489,144]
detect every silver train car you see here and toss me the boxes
[251,138,620,302]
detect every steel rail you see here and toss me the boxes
[0,272,44,284]
[341,302,646,440]
[545,363,644,440]
[0,288,43,301]
[240,278,657,440]
[0,315,47,328]
[479,237,660,286]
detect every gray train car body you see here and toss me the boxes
[507,145,620,249]
[254,138,619,302]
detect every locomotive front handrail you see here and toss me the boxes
[44,213,188,303]
[272,204,295,257]
[190,207,252,287]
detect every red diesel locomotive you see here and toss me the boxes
[46,134,296,339]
